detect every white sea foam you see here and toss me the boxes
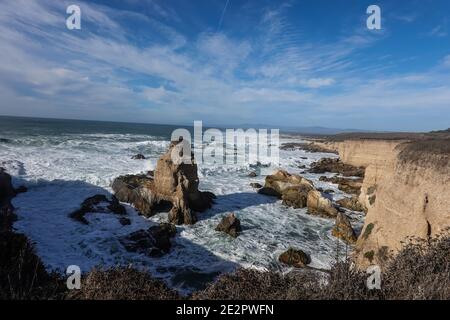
[1,132,363,293]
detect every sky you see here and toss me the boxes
[0,0,449,131]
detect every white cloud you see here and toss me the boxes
[0,0,449,130]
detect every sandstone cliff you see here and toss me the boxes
[311,135,450,267]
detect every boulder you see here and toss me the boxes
[247,172,257,178]
[310,158,365,177]
[119,217,131,226]
[331,212,357,244]
[281,185,311,209]
[337,197,365,212]
[131,154,146,160]
[259,170,314,198]
[120,223,176,257]
[307,190,338,218]
[112,140,215,225]
[69,194,127,225]
[215,213,241,238]
[278,248,311,268]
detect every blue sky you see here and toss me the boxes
[0,0,449,131]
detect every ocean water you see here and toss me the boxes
[0,116,364,293]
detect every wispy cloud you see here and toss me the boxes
[0,0,449,131]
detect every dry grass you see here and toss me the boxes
[397,139,450,170]
[67,267,181,300]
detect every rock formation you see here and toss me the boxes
[120,223,177,257]
[112,140,215,225]
[331,212,357,244]
[309,158,365,177]
[336,196,365,212]
[69,194,127,225]
[131,154,146,160]
[215,213,242,238]
[257,170,314,198]
[278,248,311,268]
[280,142,338,154]
[306,190,338,218]
[249,182,262,189]
[258,170,338,218]
[319,176,363,195]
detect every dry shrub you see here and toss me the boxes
[191,268,320,300]
[381,235,450,299]
[397,139,450,170]
[67,267,181,300]
[194,234,450,300]
[0,232,64,300]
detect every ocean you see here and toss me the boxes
[0,116,363,293]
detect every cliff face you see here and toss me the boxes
[315,138,450,267]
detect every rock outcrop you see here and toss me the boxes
[258,170,314,198]
[112,140,215,225]
[278,248,311,268]
[319,176,363,195]
[258,170,338,218]
[306,190,338,218]
[215,213,242,238]
[280,142,338,154]
[69,194,127,225]
[120,223,177,257]
[336,196,365,212]
[331,212,357,244]
[131,154,146,160]
[249,182,262,189]
[309,158,365,177]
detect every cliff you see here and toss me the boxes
[312,134,450,267]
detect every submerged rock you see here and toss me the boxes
[131,154,146,160]
[215,213,242,238]
[331,212,357,244]
[112,140,215,225]
[249,182,263,189]
[120,223,177,257]
[247,172,257,178]
[69,194,127,225]
[278,248,311,268]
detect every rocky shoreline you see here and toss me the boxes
[1,129,448,299]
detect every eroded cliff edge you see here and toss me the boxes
[310,131,450,267]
